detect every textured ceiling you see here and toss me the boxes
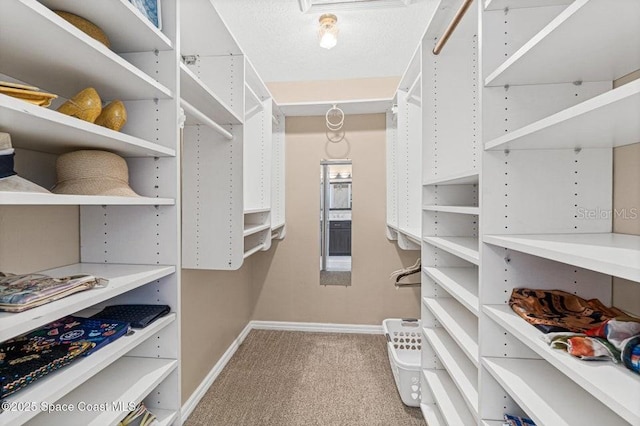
[212,0,435,83]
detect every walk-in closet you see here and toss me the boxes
[0,0,637,425]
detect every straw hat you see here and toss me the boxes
[52,150,139,197]
[54,11,111,48]
[57,88,102,123]
[0,133,50,193]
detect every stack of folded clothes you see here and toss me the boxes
[510,288,640,375]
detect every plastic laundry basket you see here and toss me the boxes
[383,318,422,407]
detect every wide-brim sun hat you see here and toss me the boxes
[0,132,50,193]
[52,150,139,197]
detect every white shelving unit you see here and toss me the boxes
[423,267,479,315]
[386,45,422,252]
[478,0,640,424]
[180,0,285,270]
[0,1,181,424]
[484,0,640,86]
[422,369,475,425]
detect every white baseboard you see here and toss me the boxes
[181,320,382,422]
[181,322,252,423]
[250,320,384,334]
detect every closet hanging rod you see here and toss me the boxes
[433,0,474,55]
[180,100,233,140]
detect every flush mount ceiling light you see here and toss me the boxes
[318,14,339,49]
[300,0,412,13]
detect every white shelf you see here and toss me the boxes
[243,223,270,237]
[0,95,176,157]
[485,0,640,86]
[244,82,264,118]
[3,315,176,425]
[483,358,629,426]
[0,0,172,101]
[484,0,572,11]
[0,263,175,342]
[399,227,421,245]
[486,79,640,150]
[27,357,178,426]
[279,98,393,117]
[39,0,173,52]
[153,409,180,426]
[180,63,242,125]
[423,237,480,265]
[0,192,174,206]
[423,205,480,215]
[423,327,479,417]
[244,207,270,215]
[420,403,445,426]
[422,369,476,426]
[481,422,507,426]
[423,297,479,366]
[424,170,479,186]
[423,267,479,315]
[484,304,640,425]
[483,233,640,282]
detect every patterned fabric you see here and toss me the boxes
[622,336,640,374]
[0,273,106,313]
[544,333,620,361]
[509,288,625,333]
[22,315,130,356]
[504,414,536,426]
[0,340,93,398]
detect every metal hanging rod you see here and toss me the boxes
[433,0,474,55]
[180,99,233,140]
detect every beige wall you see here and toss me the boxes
[611,72,640,316]
[0,206,79,273]
[267,77,400,104]
[250,114,421,324]
[180,264,254,403]
[612,143,640,315]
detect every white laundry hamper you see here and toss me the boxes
[383,318,422,407]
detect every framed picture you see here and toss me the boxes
[129,0,162,30]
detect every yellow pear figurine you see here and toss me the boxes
[57,87,102,123]
[95,100,127,131]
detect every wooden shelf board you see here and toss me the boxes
[484,304,640,425]
[483,357,629,426]
[39,0,173,52]
[0,0,172,101]
[180,63,242,125]
[0,192,174,206]
[424,297,479,366]
[279,98,393,117]
[485,0,572,11]
[485,80,640,151]
[422,369,477,425]
[28,357,178,426]
[0,263,175,342]
[3,315,176,425]
[423,205,480,215]
[423,236,480,265]
[485,0,640,86]
[0,95,175,157]
[483,233,640,282]
[423,267,479,315]
[424,170,479,186]
[423,327,479,416]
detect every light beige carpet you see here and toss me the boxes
[185,330,425,426]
